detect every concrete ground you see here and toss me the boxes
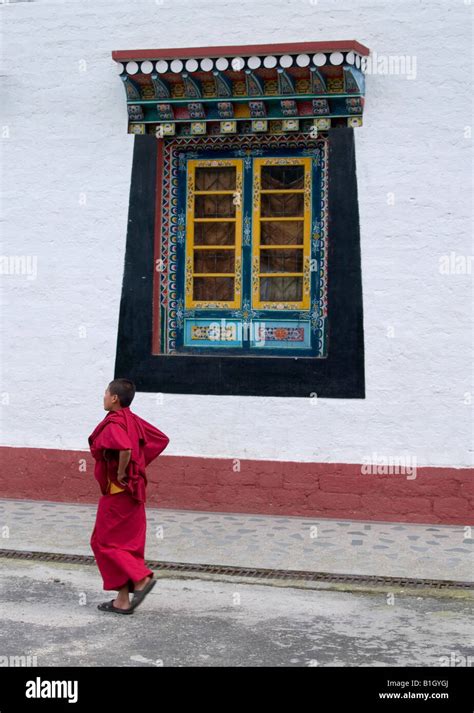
[1,497,472,668]
[0,557,473,667]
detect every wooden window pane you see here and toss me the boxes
[193,276,234,301]
[195,194,236,218]
[261,193,304,217]
[260,276,303,302]
[261,165,304,190]
[194,250,235,273]
[195,166,236,191]
[194,222,235,245]
[260,249,303,273]
[261,220,303,245]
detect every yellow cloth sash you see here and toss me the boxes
[108,478,125,495]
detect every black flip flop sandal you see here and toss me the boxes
[131,578,156,610]
[97,599,134,615]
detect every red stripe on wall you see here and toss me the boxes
[1,447,472,525]
[112,40,371,63]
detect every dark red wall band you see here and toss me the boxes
[0,447,472,526]
[112,40,371,62]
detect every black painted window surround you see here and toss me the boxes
[114,128,365,398]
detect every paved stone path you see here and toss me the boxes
[1,498,472,581]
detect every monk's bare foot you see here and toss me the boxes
[113,596,131,610]
[133,575,152,592]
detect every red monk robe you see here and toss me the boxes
[88,406,169,592]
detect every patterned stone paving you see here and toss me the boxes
[0,498,472,581]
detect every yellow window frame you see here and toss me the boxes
[185,159,243,309]
[252,157,312,310]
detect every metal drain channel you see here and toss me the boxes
[1,548,472,591]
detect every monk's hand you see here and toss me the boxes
[117,450,132,485]
[117,471,128,485]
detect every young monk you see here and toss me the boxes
[88,378,170,615]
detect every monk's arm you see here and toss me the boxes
[117,449,132,484]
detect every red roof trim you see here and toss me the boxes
[112,40,370,62]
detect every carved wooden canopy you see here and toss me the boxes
[111,40,370,137]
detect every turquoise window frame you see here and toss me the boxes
[174,144,328,357]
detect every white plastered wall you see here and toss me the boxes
[1,0,472,467]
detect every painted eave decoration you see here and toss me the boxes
[111,40,370,137]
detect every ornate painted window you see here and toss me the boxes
[112,41,368,397]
